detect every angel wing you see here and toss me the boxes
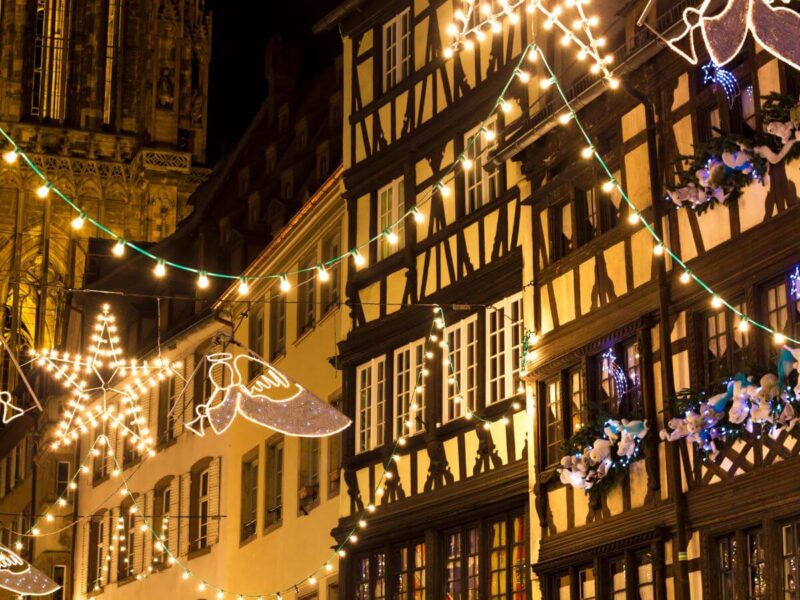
[749,0,800,72]
[699,0,750,66]
[0,544,61,596]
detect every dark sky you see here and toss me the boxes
[205,0,343,164]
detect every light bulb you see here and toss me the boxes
[71,214,86,230]
[738,319,749,332]
[36,184,50,198]
[680,270,691,284]
[439,182,451,197]
[653,244,664,256]
[558,113,572,125]
[318,265,330,282]
[112,240,126,256]
[483,128,496,142]
[197,272,210,289]
[540,77,553,89]
[217,592,225,600]
[581,146,594,159]
[447,23,459,36]
[601,180,615,193]
[711,295,723,309]
[774,333,787,345]
[527,48,538,61]
[461,156,473,170]
[517,70,530,83]
[385,230,399,245]
[608,77,620,90]
[154,261,166,278]
[279,275,291,292]
[499,100,512,113]
[627,212,640,224]
[413,208,425,223]
[182,571,190,580]
[491,20,502,33]
[352,250,366,267]
[3,150,18,164]
[443,47,454,59]
[238,278,250,296]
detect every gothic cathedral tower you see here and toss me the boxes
[0,0,211,376]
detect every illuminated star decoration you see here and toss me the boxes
[637,0,800,72]
[702,61,740,106]
[185,352,351,438]
[601,348,628,406]
[791,265,800,302]
[0,543,60,596]
[27,304,181,455]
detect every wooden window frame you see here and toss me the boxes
[55,460,70,498]
[443,314,479,423]
[269,293,287,361]
[265,436,284,530]
[393,338,426,439]
[381,7,412,93]
[322,230,342,314]
[298,438,320,514]
[240,448,259,542]
[486,292,524,406]
[464,117,501,216]
[378,176,405,259]
[297,253,317,337]
[356,356,387,454]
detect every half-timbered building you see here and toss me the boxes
[493,1,800,598]
[316,1,534,597]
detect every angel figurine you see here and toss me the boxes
[638,0,800,71]
[186,352,351,438]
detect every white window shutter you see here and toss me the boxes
[207,457,221,545]
[178,472,191,556]
[79,521,89,596]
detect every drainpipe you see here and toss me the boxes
[622,79,690,600]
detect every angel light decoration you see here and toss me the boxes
[186,352,351,438]
[638,0,800,72]
[0,543,60,596]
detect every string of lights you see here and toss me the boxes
[529,42,800,348]
[0,43,533,295]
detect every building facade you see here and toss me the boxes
[495,1,800,598]
[317,1,533,597]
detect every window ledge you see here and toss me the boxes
[156,438,177,452]
[187,545,212,560]
[239,533,257,548]
[117,574,137,587]
[270,351,286,365]
[318,303,340,326]
[293,323,317,346]
[92,474,110,488]
[263,521,282,536]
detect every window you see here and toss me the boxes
[634,550,655,599]
[444,315,478,422]
[241,450,258,541]
[764,279,798,364]
[322,232,341,313]
[122,433,138,467]
[103,0,122,125]
[117,510,135,580]
[356,541,427,600]
[88,517,105,591]
[488,515,528,599]
[598,340,642,416]
[576,184,621,246]
[328,400,342,498]
[551,201,574,261]
[698,103,722,140]
[392,541,426,599]
[568,367,586,433]
[464,118,500,214]
[248,193,261,227]
[249,305,265,378]
[739,81,757,131]
[297,254,316,336]
[748,529,767,599]
[265,437,284,527]
[193,468,210,550]
[782,518,800,598]
[444,526,480,598]
[55,461,70,498]
[157,378,176,444]
[31,0,69,119]
[544,378,563,467]
[382,8,412,92]
[394,339,426,438]
[52,564,66,600]
[93,446,107,482]
[15,440,24,482]
[269,294,286,360]
[609,557,626,599]
[356,552,386,600]
[487,294,524,405]
[704,299,748,384]
[379,177,405,259]
[298,438,320,513]
[717,533,736,599]
[328,582,340,600]
[356,357,387,453]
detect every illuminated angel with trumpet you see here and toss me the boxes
[638,0,800,71]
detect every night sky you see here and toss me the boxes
[205,0,343,163]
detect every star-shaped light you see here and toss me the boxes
[27,304,181,455]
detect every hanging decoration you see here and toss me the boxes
[637,0,800,72]
[702,61,740,106]
[185,352,351,438]
[0,544,61,596]
[24,304,182,454]
[661,350,800,457]
[666,92,800,211]
[443,0,618,87]
[558,416,649,500]
[791,265,800,302]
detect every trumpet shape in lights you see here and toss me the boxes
[26,304,181,454]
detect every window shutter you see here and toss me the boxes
[141,491,152,570]
[106,429,117,475]
[207,457,221,545]
[177,354,196,437]
[80,521,90,596]
[109,508,119,583]
[0,460,6,497]
[140,388,152,441]
[133,501,144,575]
[168,476,181,556]
[18,438,25,479]
[172,358,187,437]
[178,472,191,556]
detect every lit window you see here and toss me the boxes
[445,527,480,598]
[322,232,341,313]
[298,438,320,513]
[544,378,562,467]
[487,293,524,405]
[356,357,387,453]
[464,117,500,214]
[394,339,426,437]
[382,9,412,92]
[297,254,316,336]
[269,293,286,360]
[103,0,122,124]
[88,517,106,591]
[193,468,210,550]
[378,177,405,259]
[248,305,265,378]
[443,315,478,422]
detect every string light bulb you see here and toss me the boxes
[279,275,291,292]
[238,277,250,296]
[36,184,50,198]
[774,333,787,344]
[601,180,615,193]
[3,149,18,164]
[71,213,86,230]
[317,265,330,282]
[558,113,572,125]
[653,243,664,256]
[112,239,126,257]
[438,182,452,197]
[711,295,723,309]
[412,208,425,223]
[680,270,692,284]
[738,318,750,332]
[461,155,474,170]
[581,146,594,159]
[627,211,640,225]
[197,272,210,289]
[385,229,399,245]
[351,249,366,267]
[154,260,166,278]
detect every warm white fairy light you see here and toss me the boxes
[197,272,210,289]
[352,249,366,267]
[238,277,250,296]
[3,149,18,164]
[71,213,86,230]
[154,260,166,278]
[317,265,330,282]
[112,240,126,257]
[279,275,291,292]
[36,184,49,199]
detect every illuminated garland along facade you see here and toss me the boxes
[495,4,800,600]
[317,2,533,597]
